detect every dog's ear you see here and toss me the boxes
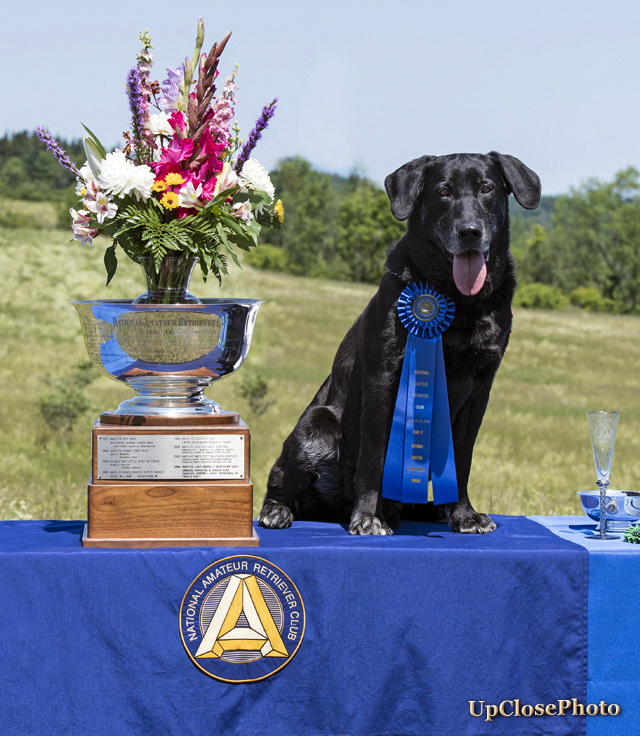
[488,152,541,210]
[385,155,438,220]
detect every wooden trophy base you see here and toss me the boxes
[82,411,259,548]
[81,525,260,549]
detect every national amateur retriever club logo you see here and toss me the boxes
[180,555,305,682]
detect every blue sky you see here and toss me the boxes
[2,0,639,195]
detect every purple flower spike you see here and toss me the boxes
[126,67,147,144]
[235,98,278,173]
[36,126,80,175]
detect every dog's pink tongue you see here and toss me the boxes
[453,251,487,296]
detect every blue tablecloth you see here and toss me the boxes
[530,516,640,736]
[0,516,591,736]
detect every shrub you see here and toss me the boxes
[39,362,98,439]
[0,209,43,229]
[237,374,274,417]
[513,283,570,310]
[569,287,617,313]
[245,244,291,273]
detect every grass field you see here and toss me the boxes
[2,213,640,522]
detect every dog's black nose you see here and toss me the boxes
[457,223,483,241]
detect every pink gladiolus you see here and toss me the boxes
[200,176,218,201]
[209,101,234,147]
[189,128,224,177]
[163,136,194,164]
[153,136,195,178]
[168,110,186,134]
[209,77,237,147]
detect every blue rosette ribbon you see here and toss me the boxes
[382,282,459,505]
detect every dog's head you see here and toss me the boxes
[385,153,541,296]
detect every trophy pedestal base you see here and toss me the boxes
[82,523,259,548]
[82,415,258,549]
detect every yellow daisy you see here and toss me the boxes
[164,172,186,186]
[274,199,284,223]
[152,179,168,193]
[160,191,180,210]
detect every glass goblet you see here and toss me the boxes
[587,411,620,540]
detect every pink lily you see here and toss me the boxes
[70,208,100,246]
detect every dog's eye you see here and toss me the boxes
[481,185,492,193]
[439,188,450,197]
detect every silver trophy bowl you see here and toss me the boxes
[72,299,263,418]
[578,490,640,533]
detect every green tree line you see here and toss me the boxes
[0,131,84,201]
[248,156,407,283]
[259,159,640,313]
[513,168,640,313]
[4,131,640,310]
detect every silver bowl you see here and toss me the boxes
[577,490,640,532]
[72,299,263,418]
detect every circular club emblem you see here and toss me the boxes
[413,293,440,322]
[180,555,305,683]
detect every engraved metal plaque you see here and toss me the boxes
[114,312,223,364]
[96,434,245,480]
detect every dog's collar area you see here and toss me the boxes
[385,264,416,283]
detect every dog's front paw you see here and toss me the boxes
[450,509,496,534]
[259,499,294,529]
[349,513,393,536]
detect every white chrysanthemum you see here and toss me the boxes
[145,112,173,137]
[97,150,155,201]
[239,158,274,202]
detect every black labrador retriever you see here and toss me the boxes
[259,152,541,535]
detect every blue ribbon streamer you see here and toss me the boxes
[382,284,458,506]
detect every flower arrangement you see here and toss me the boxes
[38,20,283,287]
